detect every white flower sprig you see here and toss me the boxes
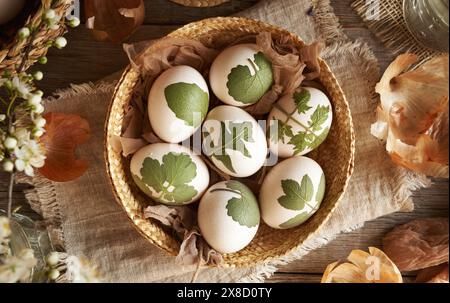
[0,216,101,283]
[45,252,102,283]
[1,8,80,219]
[1,72,47,176]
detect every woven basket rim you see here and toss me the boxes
[104,17,356,267]
[169,0,230,7]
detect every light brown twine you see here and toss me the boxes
[190,241,204,283]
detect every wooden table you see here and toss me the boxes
[1,0,448,283]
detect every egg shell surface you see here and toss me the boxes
[268,87,333,158]
[148,65,209,143]
[202,105,268,178]
[198,181,260,254]
[209,43,273,107]
[130,143,209,205]
[259,156,326,229]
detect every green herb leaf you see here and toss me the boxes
[227,52,273,105]
[278,176,314,211]
[213,181,260,228]
[307,127,330,150]
[203,121,254,173]
[279,212,311,229]
[293,89,312,114]
[138,152,198,204]
[213,154,235,173]
[132,173,155,198]
[309,105,330,131]
[269,118,294,144]
[288,132,310,155]
[165,82,209,127]
[316,173,326,203]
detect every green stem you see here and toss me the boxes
[207,126,249,157]
[6,94,17,117]
[7,172,15,219]
[0,96,8,107]
[273,103,318,138]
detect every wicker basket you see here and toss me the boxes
[0,0,72,74]
[169,0,230,7]
[104,17,355,268]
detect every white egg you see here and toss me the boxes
[148,65,210,143]
[202,105,268,178]
[267,87,333,158]
[259,156,326,229]
[0,0,25,25]
[209,43,274,107]
[198,181,260,254]
[130,143,209,205]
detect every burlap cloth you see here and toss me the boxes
[20,0,430,282]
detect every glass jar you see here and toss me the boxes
[1,210,53,282]
[403,0,449,52]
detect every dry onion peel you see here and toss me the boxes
[38,113,91,182]
[371,54,449,178]
[321,247,403,283]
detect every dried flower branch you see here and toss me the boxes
[1,4,80,219]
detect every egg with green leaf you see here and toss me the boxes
[202,105,268,178]
[198,181,260,254]
[260,156,326,229]
[148,66,209,143]
[130,143,209,205]
[209,44,274,107]
[267,87,333,158]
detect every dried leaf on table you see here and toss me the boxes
[321,247,403,283]
[85,0,145,43]
[371,54,449,178]
[383,218,449,271]
[38,113,91,182]
[415,263,449,283]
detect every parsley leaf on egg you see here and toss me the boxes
[309,105,330,131]
[269,118,294,144]
[165,82,209,127]
[226,52,274,105]
[316,173,326,203]
[203,121,254,174]
[278,176,314,211]
[136,152,198,204]
[307,127,330,150]
[288,131,310,155]
[211,181,259,228]
[293,89,312,114]
[279,212,311,229]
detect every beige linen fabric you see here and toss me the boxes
[20,0,429,282]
